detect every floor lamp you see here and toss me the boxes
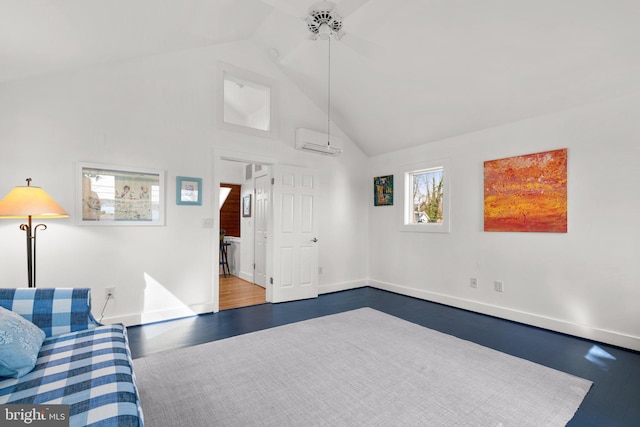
[0,178,69,288]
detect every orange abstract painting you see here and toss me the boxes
[484,149,567,232]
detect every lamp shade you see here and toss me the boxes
[0,185,69,219]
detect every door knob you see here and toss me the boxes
[311,238,318,242]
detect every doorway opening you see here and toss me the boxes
[218,159,269,310]
[214,151,319,311]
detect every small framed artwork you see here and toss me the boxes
[374,175,394,206]
[242,194,252,217]
[77,162,165,225]
[176,176,202,206]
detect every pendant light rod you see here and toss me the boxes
[327,35,331,148]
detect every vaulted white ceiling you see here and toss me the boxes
[2,0,639,156]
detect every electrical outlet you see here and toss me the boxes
[494,281,504,292]
[105,287,115,299]
[470,277,478,288]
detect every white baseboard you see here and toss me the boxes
[100,302,215,327]
[238,270,254,283]
[99,280,361,326]
[369,279,640,352]
[318,279,367,295]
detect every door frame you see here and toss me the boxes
[212,149,278,313]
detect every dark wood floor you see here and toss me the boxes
[127,287,640,427]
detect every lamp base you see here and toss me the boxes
[19,217,47,288]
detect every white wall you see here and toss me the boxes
[368,91,640,350]
[0,40,369,324]
[4,34,635,351]
[218,161,246,188]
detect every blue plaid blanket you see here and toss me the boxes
[0,288,99,337]
[0,289,143,426]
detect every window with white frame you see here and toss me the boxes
[402,158,451,233]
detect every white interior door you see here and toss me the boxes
[269,165,319,303]
[254,173,269,288]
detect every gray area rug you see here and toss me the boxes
[133,308,592,426]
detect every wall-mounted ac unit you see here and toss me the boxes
[295,128,344,156]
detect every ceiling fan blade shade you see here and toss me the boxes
[340,32,384,60]
[277,40,313,65]
[337,0,371,17]
[260,0,303,18]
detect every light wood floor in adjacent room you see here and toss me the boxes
[219,275,266,310]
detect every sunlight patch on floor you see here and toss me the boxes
[584,345,616,371]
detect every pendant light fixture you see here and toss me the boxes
[304,1,345,154]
